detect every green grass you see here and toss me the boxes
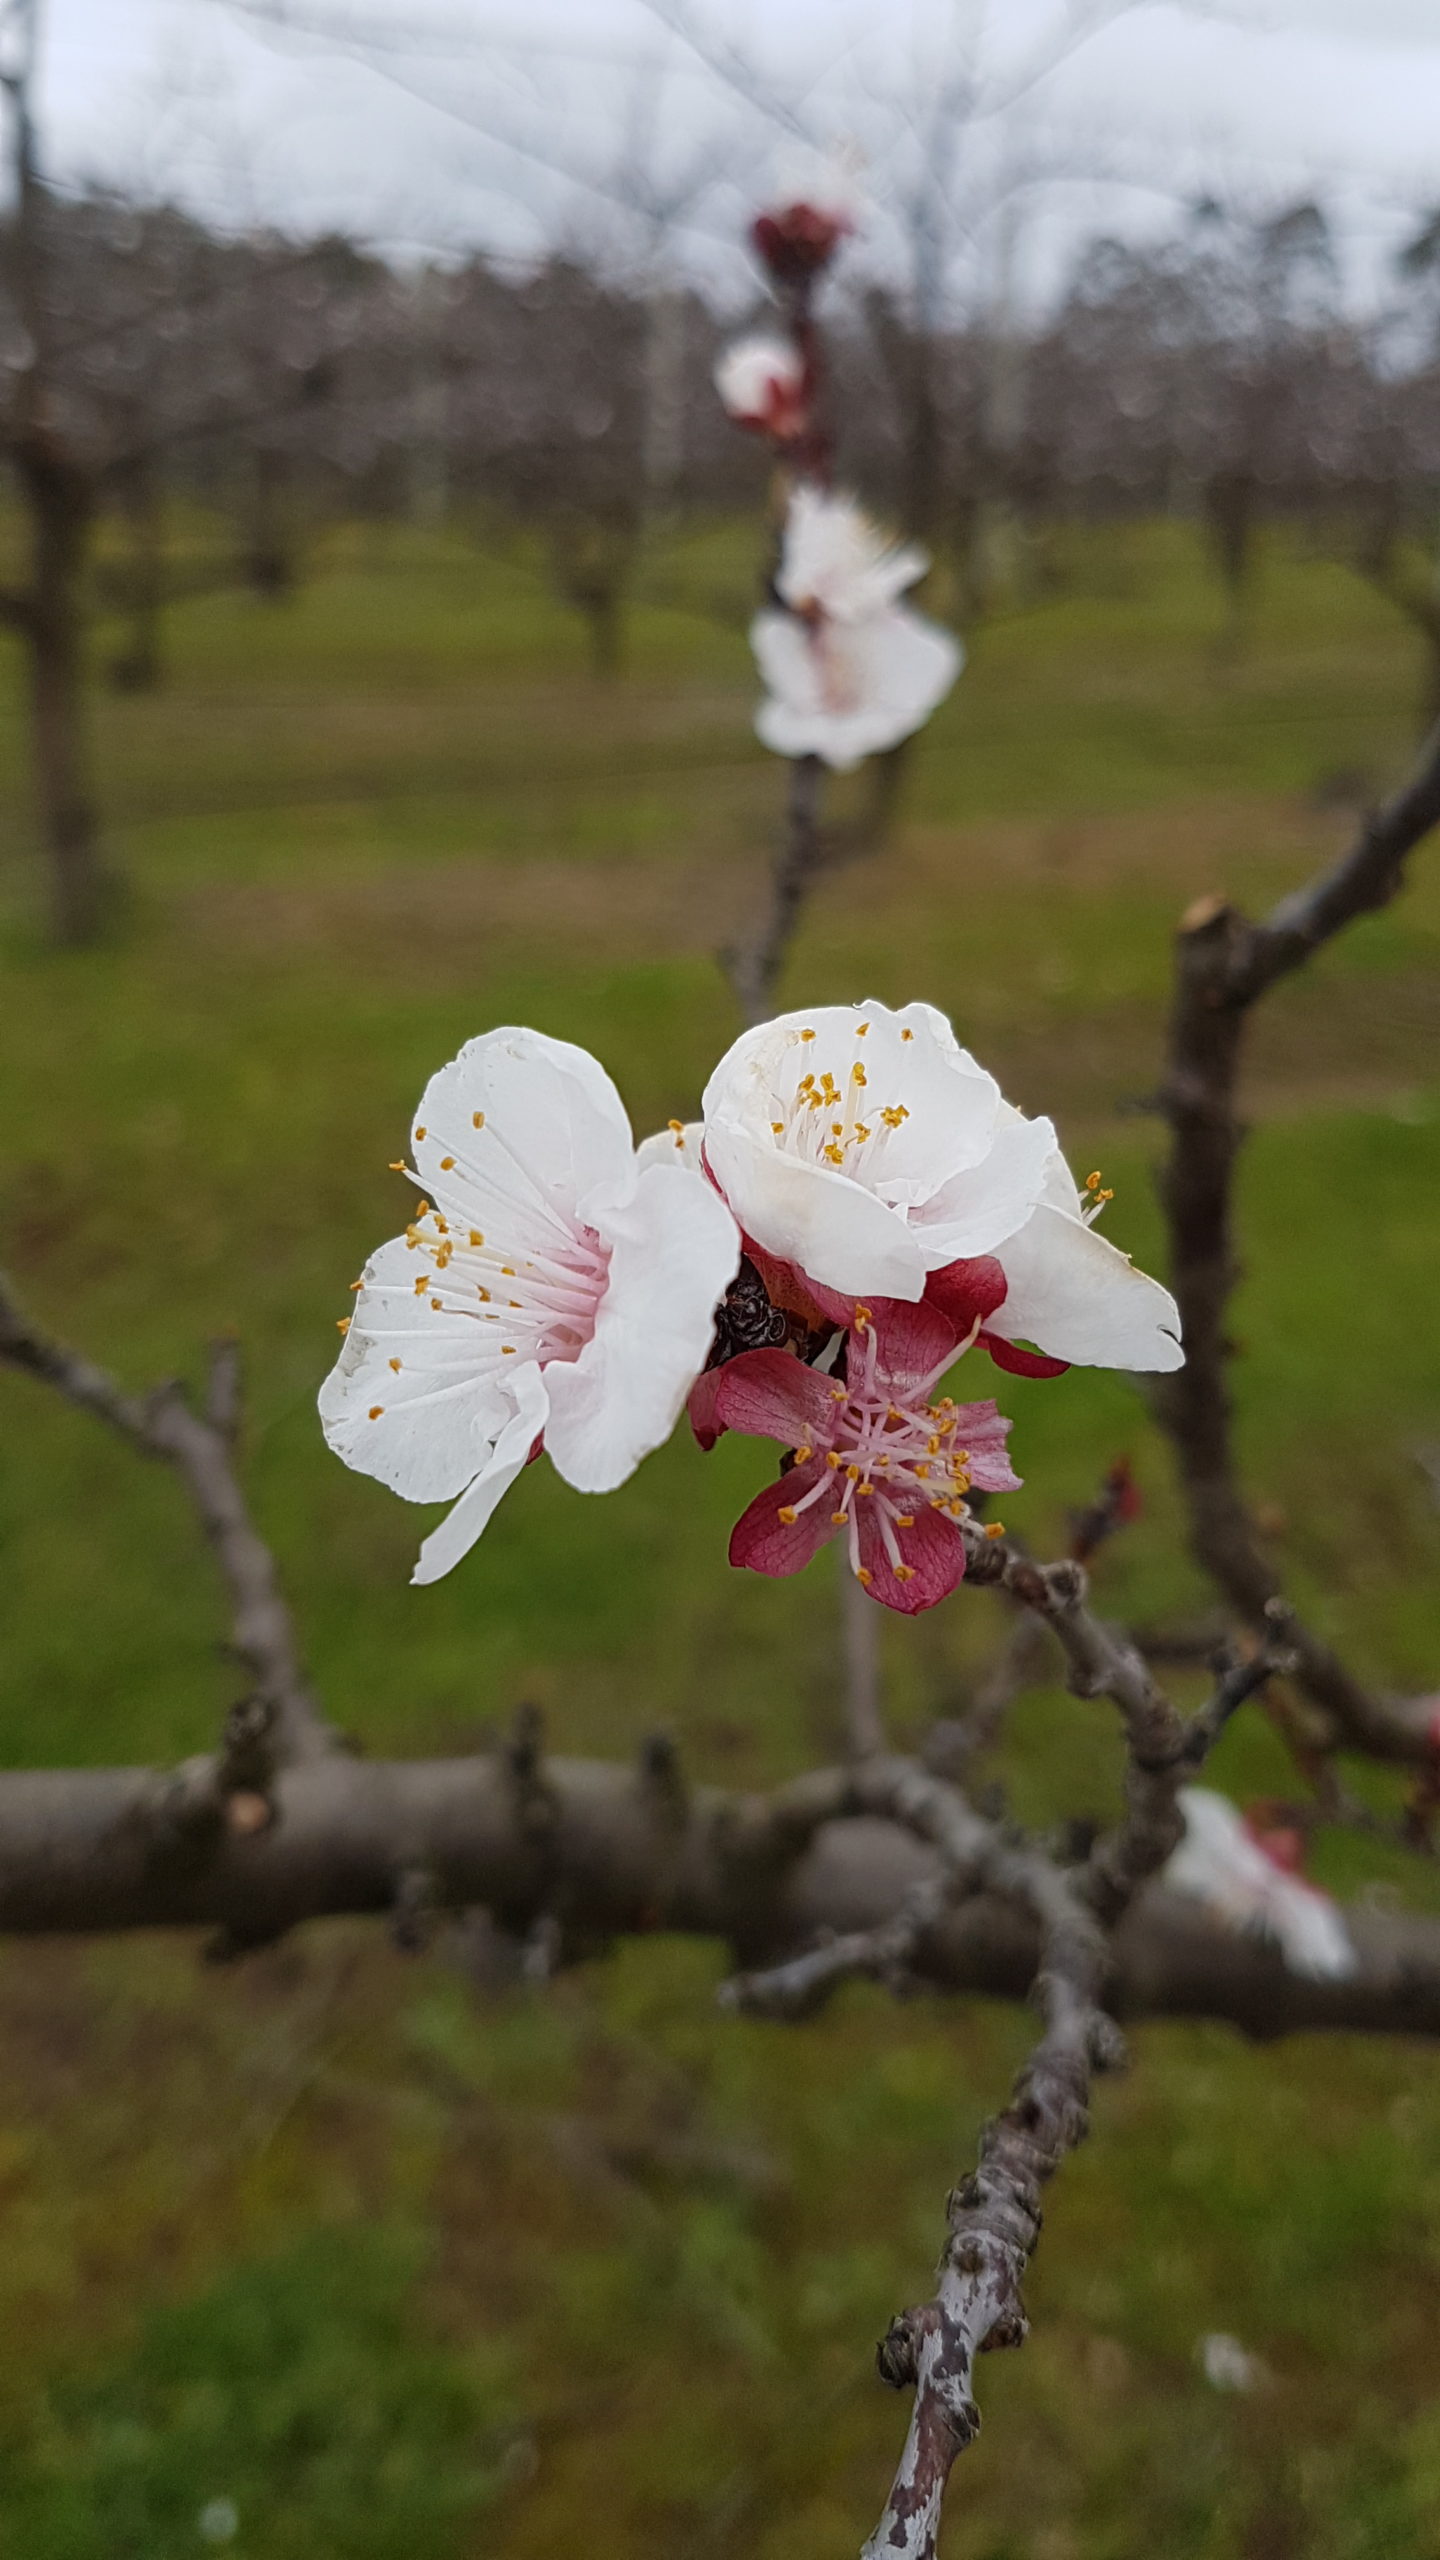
[1,512,1439,2556]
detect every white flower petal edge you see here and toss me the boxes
[776,488,928,622]
[320,1027,740,1579]
[990,1145,1183,1372]
[753,605,960,771]
[700,1001,1054,1301]
[1165,1790,1356,1981]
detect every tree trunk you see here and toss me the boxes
[18,435,108,945]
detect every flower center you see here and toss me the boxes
[765,1021,913,1174]
[775,1314,973,1582]
[398,1135,611,1369]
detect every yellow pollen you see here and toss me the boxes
[472,1112,485,1129]
[431,1297,443,1311]
[857,1481,874,1498]
[856,1566,872,1585]
[824,1145,844,1164]
[501,1266,515,1277]
[469,1230,484,1247]
[509,1298,521,1309]
[897,1512,915,1528]
[794,1443,812,1463]
[831,1509,848,1525]
[927,1435,941,1455]
[336,1316,350,1332]
[827,1450,841,1468]
[388,1160,405,1172]
[478,1286,490,1301]
[368,1405,383,1419]
[1085,1170,1102,1190]
[831,1121,844,1136]
[389,1357,402,1372]
[415,1126,426,1140]
[413,1276,428,1297]
[856,1021,869,1036]
[772,1121,785,1134]
[852,1063,867,1086]
[854,1123,870,1142]
[800,1027,816,1041]
[894,1564,915,1582]
[437,1156,453,1172]
[880,1106,908,1130]
[668,1118,684,1132]
[901,1028,913,1042]
[778,1505,798,1525]
[916,1462,930,1479]
[830,1385,846,1401]
[846,1463,860,1481]
[349,1279,363,1292]
[1098,1187,1114,1203]
[985,1520,1006,1540]
[502,1345,517,1355]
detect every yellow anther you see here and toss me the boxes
[852,1062,867,1086]
[824,1145,844,1165]
[668,1118,684,1131]
[388,1160,406,1172]
[502,1345,516,1355]
[501,1266,515,1277]
[856,1566,872,1586]
[894,1564,915,1582]
[856,1021,869,1036]
[472,1112,485,1129]
[985,1520,1006,1540]
[389,1357,402,1372]
[1085,1170,1102,1190]
[413,1275,428,1297]
[778,1505,798,1525]
[831,1509,848,1525]
[415,1125,427,1139]
[478,1286,490,1301]
[509,1298,521,1309]
[916,1461,930,1479]
[800,1027,816,1041]
[854,1123,870,1142]
[830,1385,846,1401]
[1098,1187,1114,1203]
[896,1513,915,1528]
[794,1444,812,1463]
[846,1462,860,1481]
[368,1405,384,1419]
[440,1155,455,1171]
[336,1316,350,1333]
[880,1106,908,1130]
[469,1230,484,1247]
[827,1449,842,1468]
[901,1028,913,1042]
[772,1121,785,1134]
[431,1298,443,1311]
[349,1278,363,1292]
[857,1481,874,1498]
[831,1121,844,1136]
[927,1434,941,1454]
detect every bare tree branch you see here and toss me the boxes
[0,1274,334,1763]
[1155,720,1440,1762]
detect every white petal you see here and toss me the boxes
[776,489,928,620]
[409,1027,634,1232]
[992,1200,1183,1370]
[752,605,960,771]
[636,1121,704,1174]
[909,1109,1057,1262]
[702,1117,926,1298]
[411,1362,550,1584]
[543,1165,741,1492]
[319,1235,519,1503]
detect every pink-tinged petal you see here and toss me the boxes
[712,1346,836,1444]
[688,1366,726,1451]
[729,1466,835,1577]
[864,1295,960,1395]
[857,1503,966,1614]
[924,1254,1008,1335]
[947,1400,1021,1493]
[978,1329,1070,1381]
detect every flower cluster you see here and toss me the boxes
[321,1002,1182,1609]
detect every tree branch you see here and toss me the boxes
[1155,722,1440,1762]
[0,1274,334,1762]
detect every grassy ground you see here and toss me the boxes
[1,512,1438,2558]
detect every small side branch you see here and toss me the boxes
[0,1274,333,1762]
[730,750,827,1022]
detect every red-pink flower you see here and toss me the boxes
[714,1297,1018,1615]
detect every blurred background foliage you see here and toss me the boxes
[0,499,1438,2555]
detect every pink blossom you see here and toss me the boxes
[715,1297,1018,1615]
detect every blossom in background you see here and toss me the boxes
[1163,1788,1356,1980]
[714,334,809,441]
[320,1029,739,1583]
[716,1295,1018,1613]
[751,489,961,770]
[750,152,858,282]
[700,1000,1183,1371]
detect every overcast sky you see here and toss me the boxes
[32,0,1440,305]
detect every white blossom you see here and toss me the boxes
[714,334,807,435]
[751,489,960,771]
[699,999,1182,1370]
[1164,1789,1357,1981]
[321,1030,739,1582]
